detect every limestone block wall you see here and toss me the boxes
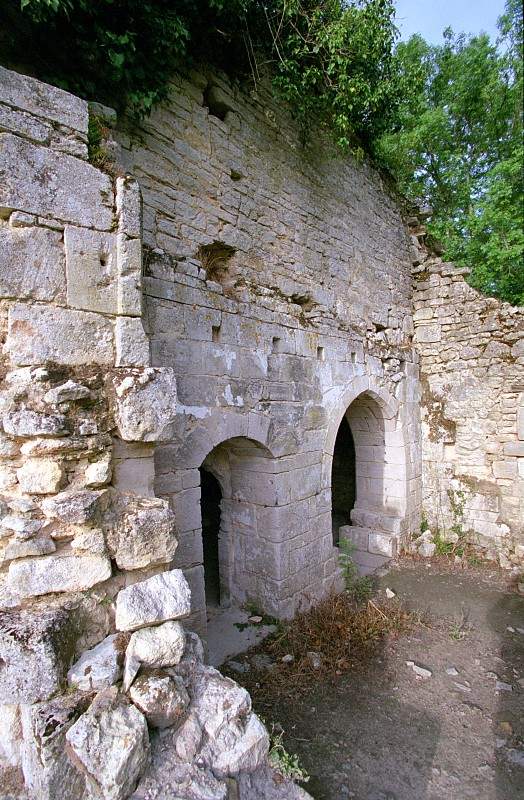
[0,67,309,800]
[411,220,524,566]
[113,70,422,627]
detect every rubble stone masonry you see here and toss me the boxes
[411,219,524,566]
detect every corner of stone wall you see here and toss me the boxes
[409,215,524,569]
[0,67,310,800]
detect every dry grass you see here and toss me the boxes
[224,591,416,706]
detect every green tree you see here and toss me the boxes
[375,0,523,305]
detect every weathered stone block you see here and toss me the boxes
[112,368,178,441]
[0,704,22,767]
[116,176,142,238]
[43,380,92,404]
[85,454,113,487]
[123,621,185,690]
[115,317,150,366]
[415,324,441,343]
[68,633,126,691]
[2,408,68,437]
[0,66,88,133]
[129,671,189,729]
[503,441,524,457]
[0,607,79,703]
[368,531,397,558]
[20,692,90,800]
[2,536,56,562]
[42,489,109,524]
[117,235,142,316]
[0,134,112,228]
[115,569,191,631]
[107,494,178,571]
[0,226,66,302]
[66,688,150,800]
[0,102,50,143]
[6,302,114,366]
[8,552,112,598]
[65,225,118,313]
[16,458,64,494]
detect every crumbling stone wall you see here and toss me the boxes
[411,218,524,566]
[0,66,310,800]
[112,70,422,628]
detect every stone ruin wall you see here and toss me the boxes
[112,69,423,630]
[0,59,522,800]
[0,66,311,800]
[411,219,524,566]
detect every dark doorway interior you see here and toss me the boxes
[200,467,221,606]
[331,415,356,546]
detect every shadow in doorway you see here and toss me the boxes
[199,467,221,608]
[332,415,356,545]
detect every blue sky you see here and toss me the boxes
[394,0,507,44]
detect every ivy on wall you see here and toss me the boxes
[3,0,401,152]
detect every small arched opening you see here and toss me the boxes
[330,389,404,570]
[199,435,274,612]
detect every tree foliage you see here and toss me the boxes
[3,0,401,148]
[375,0,523,305]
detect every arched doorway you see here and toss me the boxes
[330,389,404,571]
[199,467,222,607]
[199,435,275,612]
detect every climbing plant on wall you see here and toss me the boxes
[3,0,400,150]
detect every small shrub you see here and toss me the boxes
[268,726,310,783]
[338,537,372,602]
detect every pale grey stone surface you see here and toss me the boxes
[107,494,177,570]
[129,671,189,728]
[66,689,150,800]
[43,380,92,404]
[237,765,314,799]
[8,552,112,597]
[3,409,68,437]
[68,634,126,692]
[123,621,186,690]
[0,704,22,767]
[0,607,78,703]
[85,455,113,487]
[65,225,119,313]
[0,226,66,302]
[20,692,89,800]
[115,570,191,632]
[16,457,64,494]
[2,535,56,562]
[0,65,88,133]
[6,302,114,366]
[112,368,178,441]
[115,317,150,366]
[41,489,108,524]
[0,134,112,228]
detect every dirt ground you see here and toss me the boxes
[232,559,524,800]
